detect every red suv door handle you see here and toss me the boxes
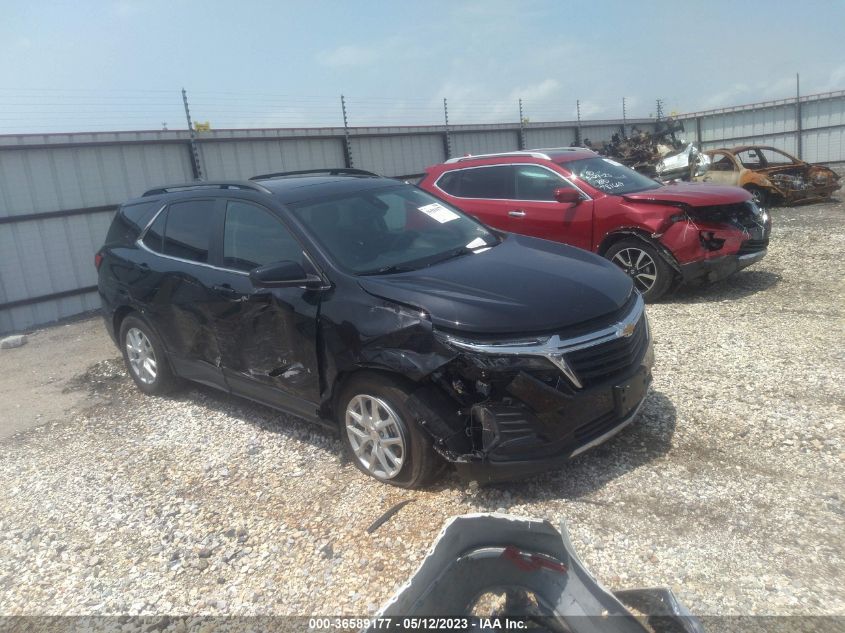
[508,209,526,218]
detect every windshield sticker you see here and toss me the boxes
[418,202,460,223]
[602,158,624,167]
[465,237,487,249]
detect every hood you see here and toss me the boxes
[623,182,751,206]
[357,234,633,335]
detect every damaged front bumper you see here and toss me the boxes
[679,247,767,284]
[428,294,654,483]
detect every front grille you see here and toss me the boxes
[565,315,648,387]
[738,238,768,255]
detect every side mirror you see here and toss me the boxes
[249,260,323,288]
[554,188,582,204]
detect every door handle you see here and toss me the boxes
[508,209,526,217]
[212,284,240,297]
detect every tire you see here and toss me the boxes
[605,239,674,302]
[337,372,442,488]
[119,313,179,395]
[743,185,769,207]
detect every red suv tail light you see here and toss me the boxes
[94,252,104,270]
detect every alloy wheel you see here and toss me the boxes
[345,394,407,480]
[125,327,157,385]
[611,247,658,293]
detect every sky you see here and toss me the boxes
[2,0,844,133]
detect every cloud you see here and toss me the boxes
[317,44,379,68]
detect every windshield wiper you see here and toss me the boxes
[426,243,494,266]
[358,263,419,276]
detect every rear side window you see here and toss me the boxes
[455,165,515,199]
[105,201,159,245]
[142,208,167,253]
[161,200,215,263]
[223,201,302,271]
[436,171,462,196]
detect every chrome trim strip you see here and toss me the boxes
[433,162,593,203]
[441,294,645,389]
[738,250,767,261]
[569,390,649,457]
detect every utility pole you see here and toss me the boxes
[575,100,582,146]
[796,73,803,159]
[181,88,203,181]
[621,97,627,137]
[443,98,452,159]
[340,94,353,168]
[518,98,526,150]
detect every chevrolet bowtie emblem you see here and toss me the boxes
[619,323,636,338]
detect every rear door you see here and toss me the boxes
[510,164,594,250]
[698,152,741,186]
[434,165,516,230]
[136,197,228,390]
[206,198,322,419]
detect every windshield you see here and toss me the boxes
[289,185,499,275]
[563,157,661,195]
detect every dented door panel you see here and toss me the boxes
[208,269,322,417]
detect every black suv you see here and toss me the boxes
[97,169,654,487]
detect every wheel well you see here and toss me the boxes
[324,367,422,424]
[112,305,136,338]
[598,230,681,274]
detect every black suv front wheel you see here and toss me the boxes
[337,373,442,488]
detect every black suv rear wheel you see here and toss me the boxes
[119,314,179,395]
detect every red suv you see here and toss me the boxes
[419,148,771,301]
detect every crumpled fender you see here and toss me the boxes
[318,298,457,406]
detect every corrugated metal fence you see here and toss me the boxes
[1,90,843,334]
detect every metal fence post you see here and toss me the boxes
[575,100,582,146]
[796,74,803,159]
[181,88,203,180]
[696,116,703,150]
[443,98,452,159]
[518,99,526,150]
[621,97,627,137]
[341,94,353,168]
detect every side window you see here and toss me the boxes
[161,200,215,263]
[223,201,302,272]
[710,153,735,172]
[458,166,515,199]
[515,165,571,201]
[142,208,167,253]
[436,171,462,196]
[106,201,159,246]
[759,148,795,165]
[735,150,762,169]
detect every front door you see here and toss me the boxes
[507,164,594,251]
[208,199,322,419]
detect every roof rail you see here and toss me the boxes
[532,147,594,153]
[249,168,379,181]
[444,150,552,164]
[142,181,271,197]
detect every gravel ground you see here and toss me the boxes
[0,184,843,618]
